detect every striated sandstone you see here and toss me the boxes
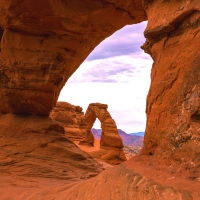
[0,0,146,115]
[14,156,200,200]
[0,0,199,199]
[140,0,200,175]
[0,114,103,179]
[50,101,85,140]
[83,103,126,164]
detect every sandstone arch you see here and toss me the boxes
[0,0,199,198]
[84,103,123,149]
[83,103,126,163]
[0,0,146,115]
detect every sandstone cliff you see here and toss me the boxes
[50,101,86,140]
[140,0,200,176]
[50,102,127,165]
[0,0,199,199]
[0,0,146,115]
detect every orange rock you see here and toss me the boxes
[140,0,200,172]
[51,102,126,164]
[43,156,200,200]
[83,103,126,164]
[0,0,146,115]
[0,114,103,180]
[50,101,84,140]
[0,0,199,199]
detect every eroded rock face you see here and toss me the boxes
[0,0,199,199]
[50,102,126,164]
[50,101,86,140]
[0,0,146,115]
[0,114,103,180]
[85,103,123,148]
[140,0,200,176]
[37,156,200,200]
[84,103,126,164]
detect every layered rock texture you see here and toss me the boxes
[0,0,146,115]
[140,0,200,175]
[50,102,86,140]
[0,0,199,199]
[50,102,126,164]
[0,114,104,199]
[84,103,126,164]
[29,156,200,200]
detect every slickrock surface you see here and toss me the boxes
[0,114,104,199]
[0,0,199,199]
[84,103,126,164]
[14,156,200,200]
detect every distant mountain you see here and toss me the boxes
[91,128,144,148]
[129,132,145,137]
[91,128,102,140]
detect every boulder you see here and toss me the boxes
[50,101,84,140]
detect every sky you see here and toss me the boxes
[58,21,153,133]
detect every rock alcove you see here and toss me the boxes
[0,0,199,199]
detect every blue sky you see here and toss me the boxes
[59,21,153,133]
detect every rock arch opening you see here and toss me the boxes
[84,103,124,149]
[0,1,199,197]
[59,22,152,155]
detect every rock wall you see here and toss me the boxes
[0,0,199,199]
[50,102,127,164]
[140,0,200,175]
[50,101,86,140]
[0,0,146,115]
[0,114,103,181]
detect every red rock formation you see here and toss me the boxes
[0,0,199,199]
[50,101,85,140]
[0,0,146,115]
[38,156,200,200]
[83,103,126,164]
[140,0,200,174]
[84,103,123,148]
[50,102,126,164]
[0,114,103,180]
[75,105,89,136]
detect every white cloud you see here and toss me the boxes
[87,21,148,61]
[59,76,152,133]
[68,52,152,84]
[59,21,153,133]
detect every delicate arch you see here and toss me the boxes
[84,103,123,149]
